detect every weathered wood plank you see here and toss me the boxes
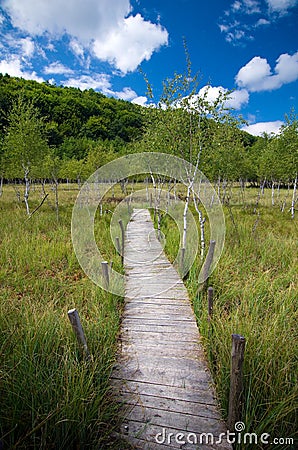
[112,379,218,405]
[119,392,220,418]
[119,423,232,450]
[112,209,232,449]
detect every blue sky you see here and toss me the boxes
[0,0,297,136]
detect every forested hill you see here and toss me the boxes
[0,73,144,153]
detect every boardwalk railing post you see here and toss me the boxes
[203,240,216,288]
[228,334,246,431]
[67,308,91,361]
[119,219,125,265]
[207,286,213,321]
[180,247,186,274]
[115,236,121,255]
[101,261,109,290]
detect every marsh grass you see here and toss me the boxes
[1,182,297,449]
[0,184,126,449]
[159,187,297,449]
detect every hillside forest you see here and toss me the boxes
[0,72,297,207]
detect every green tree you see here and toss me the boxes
[3,94,49,214]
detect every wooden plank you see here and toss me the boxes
[111,379,218,405]
[121,410,229,437]
[119,342,206,359]
[119,392,220,419]
[121,323,198,333]
[118,423,232,450]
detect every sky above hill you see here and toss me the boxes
[0,0,297,136]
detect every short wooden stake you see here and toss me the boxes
[119,219,125,264]
[115,236,121,255]
[203,240,216,287]
[207,286,213,320]
[228,334,246,431]
[180,247,186,273]
[67,308,91,360]
[101,261,109,290]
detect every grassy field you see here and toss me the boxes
[159,184,298,449]
[0,185,127,449]
[0,182,297,449]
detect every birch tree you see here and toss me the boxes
[139,46,236,267]
[3,94,49,214]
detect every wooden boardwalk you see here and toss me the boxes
[111,209,232,449]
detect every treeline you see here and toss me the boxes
[0,73,297,193]
[0,73,144,157]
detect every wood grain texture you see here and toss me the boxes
[111,209,231,449]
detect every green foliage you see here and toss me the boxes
[3,94,49,179]
[159,188,297,448]
[0,74,144,150]
[0,187,125,449]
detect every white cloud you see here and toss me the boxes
[255,18,270,26]
[266,0,298,12]
[219,0,297,45]
[2,0,168,73]
[62,74,145,103]
[0,55,44,81]
[2,0,131,41]
[20,37,35,57]
[69,39,84,59]
[236,52,298,91]
[92,13,168,73]
[199,85,249,110]
[243,0,261,14]
[44,62,74,75]
[242,120,284,136]
[132,96,148,106]
[62,74,112,93]
[113,87,137,101]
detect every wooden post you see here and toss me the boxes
[228,334,246,431]
[180,247,186,274]
[207,286,213,321]
[115,236,121,255]
[119,219,125,265]
[67,308,91,360]
[203,240,216,287]
[101,261,109,290]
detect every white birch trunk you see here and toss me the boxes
[291,175,297,219]
[193,191,205,259]
[53,177,59,222]
[23,166,30,215]
[182,184,191,251]
[0,176,3,197]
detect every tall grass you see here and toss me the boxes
[0,185,126,449]
[159,186,297,449]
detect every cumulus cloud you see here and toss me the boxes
[113,87,137,101]
[20,37,35,58]
[0,55,44,81]
[199,85,249,110]
[69,39,85,59]
[44,62,74,75]
[61,73,139,102]
[2,0,168,73]
[242,120,283,136]
[2,0,131,41]
[92,14,168,73]
[235,52,298,91]
[219,0,297,45]
[266,0,298,12]
[62,74,112,92]
[132,96,148,106]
